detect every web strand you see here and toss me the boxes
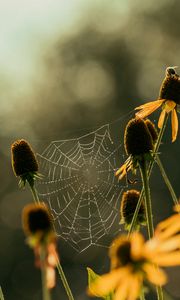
[36,124,127,252]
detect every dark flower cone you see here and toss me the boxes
[124,118,154,156]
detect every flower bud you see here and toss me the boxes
[120,190,146,230]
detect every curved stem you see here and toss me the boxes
[156,155,178,206]
[128,113,169,235]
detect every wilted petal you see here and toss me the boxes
[143,264,167,286]
[171,109,178,142]
[135,100,164,119]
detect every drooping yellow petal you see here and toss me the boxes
[158,109,166,129]
[88,268,129,297]
[135,100,164,119]
[143,264,167,286]
[171,108,178,142]
[152,252,180,266]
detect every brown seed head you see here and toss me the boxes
[124,118,154,156]
[11,139,38,177]
[145,119,158,144]
[120,190,146,230]
[159,67,180,105]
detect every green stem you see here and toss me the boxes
[156,155,178,206]
[56,259,75,300]
[139,158,154,238]
[40,248,51,300]
[28,183,75,300]
[128,113,169,235]
[0,287,4,300]
[29,183,40,204]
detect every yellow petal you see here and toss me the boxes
[135,100,164,119]
[164,100,176,113]
[158,109,166,129]
[143,264,167,286]
[88,268,129,297]
[114,278,129,300]
[131,232,145,260]
[171,109,178,142]
[155,215,180,240]
[153,252,180,266]
[153,235,180,253]
[127,274,142,300]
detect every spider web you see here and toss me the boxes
[36,124,127,252]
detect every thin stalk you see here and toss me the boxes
[128,113,169,235]
[28,182,75,300]
[156,155,178,206]
[29,184,40,204]
[139,158,163,300]
[40,248,51,300]
[0,287,4,300]
[139,158,154,238]
[56,259,75,300]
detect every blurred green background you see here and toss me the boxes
[0,0,180,299]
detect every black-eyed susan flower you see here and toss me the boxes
[135,67,180,142]
[115,118,154,180]
[11,139,39,187]
[120,190,146,230]
[22,203,58,289]
[88,219,180,300]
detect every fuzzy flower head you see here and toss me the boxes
[22,203,58,289]
[116,118,154,180]
[11,139,39,187]
[120,190,146,230]
[135,66,180,142]
[88,216,180,300]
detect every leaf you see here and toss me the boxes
[87,267,114,300]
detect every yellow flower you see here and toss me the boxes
[88,213,180,300]
[135,67,180,142]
